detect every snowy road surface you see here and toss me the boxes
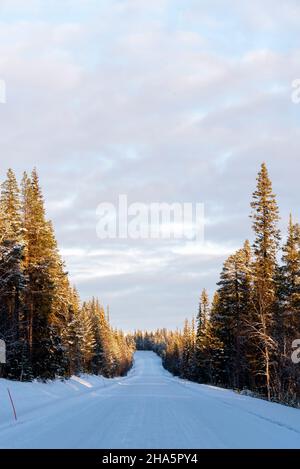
[0,351,299,448]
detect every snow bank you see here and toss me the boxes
[0,373,119,425]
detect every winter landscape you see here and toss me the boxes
[0,0,299,454]
[0,351,300,449]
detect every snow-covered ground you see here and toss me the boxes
[0,351,299,448]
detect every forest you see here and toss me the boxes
[0,169,134,381]
[0,164,299,408]
[134,163,300,407]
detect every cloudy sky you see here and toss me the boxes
[0,0,299,330]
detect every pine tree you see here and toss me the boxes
[195,289,210,381]
[61,287,83,375]
[281,215,300,340]
[80,302,96,372]
[164,332,181,376]
[205,292,224,384]
[275,216,300,402]
[0,170,29,380]
[90,298,105,375]
[181,319,195,379]
[21,170,67,378]
[0,169,22,243]
[0,241,30,380]
[250,162,280,400]
[197,289,209,334]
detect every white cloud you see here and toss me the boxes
[0,1,298,329]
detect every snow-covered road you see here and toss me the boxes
[0,351,299,448]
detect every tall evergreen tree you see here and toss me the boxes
[197,289,209,335]
[0,170,29,379]
[195,289,210,381]
[250,162,280,400]
[0,169,22,242]
[281,215,300,339]
[181,319,195,379]
[212,242,253,388]
[275,216,300,402]
[21,170,69,378]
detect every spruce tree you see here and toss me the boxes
[0,169,22,242]
[195,289,210,381]
[250,162,280,400]
[281,215,300,339]
[0,170,29,380]
[21,170,66,378]
[181,319,195,379]
[275,216,300,402]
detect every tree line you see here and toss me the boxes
[134,163,300,406]
[0,168,133,381]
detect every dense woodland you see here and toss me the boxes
[134,164,300,406]
[0,169,134,380]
